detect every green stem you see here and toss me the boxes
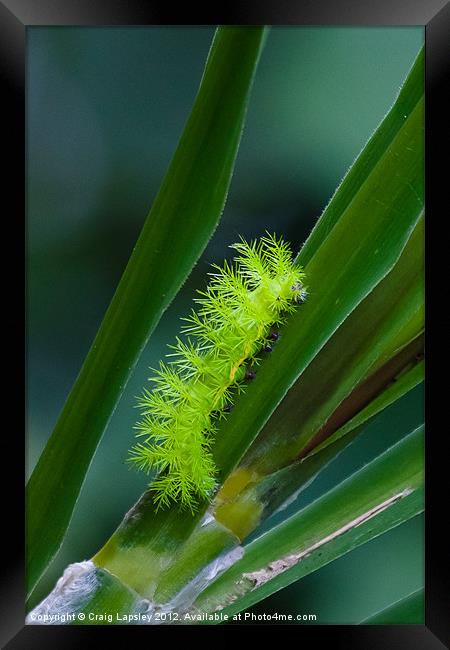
[28,428,423,623]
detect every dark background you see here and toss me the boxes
[26,26,424,621]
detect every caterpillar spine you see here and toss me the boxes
[129,234,307,510]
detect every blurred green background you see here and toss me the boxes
[26,26,424,621]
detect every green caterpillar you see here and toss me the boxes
[129,234,307,510]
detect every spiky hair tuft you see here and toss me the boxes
[128,234,307,510]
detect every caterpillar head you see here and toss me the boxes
[291,280,308,304]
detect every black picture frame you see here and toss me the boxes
[2,1,448,646]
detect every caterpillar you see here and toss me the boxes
[128,234,307,511]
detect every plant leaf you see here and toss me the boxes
[213,94,424,479]
[298,48,424,267]
[229,217,424,479]
[213,357,424,539]
[210,212,424,535]
[26,26,268,596]
[190,426,424,618]
[361,588,424,624]
[309,359,424,460]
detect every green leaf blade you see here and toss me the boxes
[298,47,424,266]
[192,427,424,618]
[213,97,424,480]
[26,26,268,596]
[361,588,424,624]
